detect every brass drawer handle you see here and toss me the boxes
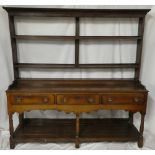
[134,97,140,103]
[87,98,95,103]
[16,97,22,104]
[62,97,67,103]
[43,97,49,103]
[108,98,113,102]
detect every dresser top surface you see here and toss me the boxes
[7,79,148,93]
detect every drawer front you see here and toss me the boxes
[57,94,99,105]
[13,94,54,105]
[101,93,145,105]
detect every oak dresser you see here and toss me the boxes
[3,7,150,149]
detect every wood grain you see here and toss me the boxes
[13,118,140,145]
[4,7,149,149]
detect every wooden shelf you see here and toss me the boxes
[79,64,138,68]
[3,7,150,18]
[14,63,138,69]
[8,79,145,93]
[13,35,76,40]
[15,63,75,69]
[13,118,140,144]
[13,35,142,41]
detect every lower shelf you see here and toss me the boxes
[13,118,140,144]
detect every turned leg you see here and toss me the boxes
[138,112,145,148]
[129,111,134,124]
[9,113,15,149]
[75,114,80,148]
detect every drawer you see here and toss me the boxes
[13,94,54,105]
[101,93,145,105]
[57,94,99,105]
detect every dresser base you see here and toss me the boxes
[11,118,140,149]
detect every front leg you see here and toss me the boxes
[75,114,80,148]
[9,113,15,149]
[137,112,145,148]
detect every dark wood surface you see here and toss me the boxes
[14,63,139,69]
[13,119,140,145]
[7,79,147,92]
[3,7,150,79]
[3,7,150,17]
[135,17,145,80]
[13,35,142,40]
[3,7,149,149]
[8,16,19,79]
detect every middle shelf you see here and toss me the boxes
[12,35,142,41]
[14,63,139,69]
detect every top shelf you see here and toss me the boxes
[3,7,150,18]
